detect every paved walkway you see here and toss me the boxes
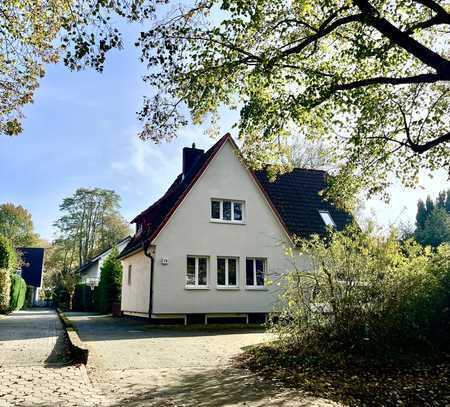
[67,313,343,407]
[0,309,107,407]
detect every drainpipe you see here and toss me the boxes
[143,241,154,320]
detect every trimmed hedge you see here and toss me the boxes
[97,247,122,314]
[9,274,26,311]
[0,236,17,313]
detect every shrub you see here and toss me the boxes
[96,247,122,314]
[273,225,450,358]
[0,235,17,313]
[9,274,26,310]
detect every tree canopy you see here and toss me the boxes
[0,203,40,247]
[53,188,130,270]
[1,0,449,205]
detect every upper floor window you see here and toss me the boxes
[186,256,209,288]
[318,210,336,227]
[246,258,266,288]
[211,199,245,223]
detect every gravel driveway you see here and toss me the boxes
[66,313,343,407]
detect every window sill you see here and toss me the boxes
[185,285,210,290]
[209,219,246,225]
[216,286,240,290]
[245,286,268,291]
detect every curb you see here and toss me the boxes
[56,308,89,365]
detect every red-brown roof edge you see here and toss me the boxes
[144,133,232,245]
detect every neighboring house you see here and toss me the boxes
[78,236,131,285]
[17,247,45,306]
[119,134,352,323]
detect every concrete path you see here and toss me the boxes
[0,309,107,407]
[67,313,343,407]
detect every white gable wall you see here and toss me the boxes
[150,140,300,315]
[120,250,151,315]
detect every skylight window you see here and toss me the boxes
[319,210,336,227]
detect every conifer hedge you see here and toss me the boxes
[9,274,26,311]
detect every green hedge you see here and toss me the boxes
[0,235,17,313]
[9,274,26,311]
[97,247,122,314]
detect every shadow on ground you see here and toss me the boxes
[67,313,266,341]
[107,366,336,407]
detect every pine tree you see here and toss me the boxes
[416,200,427,230]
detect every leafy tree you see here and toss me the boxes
[54,188,130,269]
[289,137,334,171]
[9,274,26,311]
[0,0,146,136]
[134,0,449,204]
[0,235,17,313]
[3,0,448,205]
[0,203,40,247]
[96,247,122,314]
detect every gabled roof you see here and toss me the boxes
[119,134,353,258]
[254,169,353,239]
[77,236,131,274]
[17,247,45,288]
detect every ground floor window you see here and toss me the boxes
[186,256,209,287]
[246,258,266,287]
[217,257,239,287]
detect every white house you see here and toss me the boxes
[118,134,352,323]
[78,236,131,285]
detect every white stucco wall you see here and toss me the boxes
[80,262,100,284]
[80,238,130,284]
[149,139,303,315]
[120,250,151,315]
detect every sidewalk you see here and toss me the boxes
[0,309,107,407]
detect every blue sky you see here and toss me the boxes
[0,26,447,241]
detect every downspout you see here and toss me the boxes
[143,241,154,320]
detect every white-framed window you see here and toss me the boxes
[186,256,209,288]
[318,210,336,227]
[246,258,266,287]
[127,265,132,285]
[217,257,239,288]
[211,199,245,223]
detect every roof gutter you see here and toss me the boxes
[143,240,154,319]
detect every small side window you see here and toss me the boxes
[127,265,132,285]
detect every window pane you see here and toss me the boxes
[217,258,226,285]
[228,259,237,286]
[186,257,196,285]
[256,259,265,286]
[223,201,232,220]
[319,211,335,227]
[233,202,242,221]
[198,258,208,285]
[211,200,220,219]
[246,259,254,286]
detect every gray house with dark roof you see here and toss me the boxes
[119,134,352,323]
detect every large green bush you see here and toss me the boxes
[0,235,17,313]
[96,247,122,314]
[274,225,450,357]
[9,274,26,310]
